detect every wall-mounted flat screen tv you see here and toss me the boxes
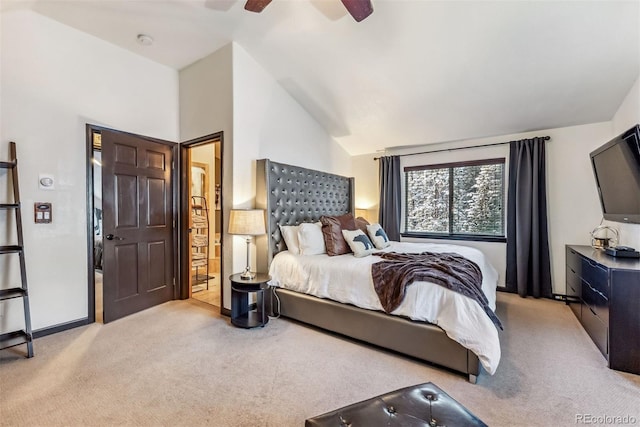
[590,124,640,224]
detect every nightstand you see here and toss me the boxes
[229,273,271,328]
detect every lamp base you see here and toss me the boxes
[240,269,255,280]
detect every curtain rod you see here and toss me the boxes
[373,136,551,160]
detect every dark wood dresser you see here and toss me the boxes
[566,245,640,375]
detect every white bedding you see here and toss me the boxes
[268,241,501,374]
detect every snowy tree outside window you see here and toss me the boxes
[404,159,505,237]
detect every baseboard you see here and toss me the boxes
[33,318,89,339]
[498,287,566,302]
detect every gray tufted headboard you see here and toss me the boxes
[256,159,354,272]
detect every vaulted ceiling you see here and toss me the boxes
[3,0,639,155]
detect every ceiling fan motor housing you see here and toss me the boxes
[244,0,374,22]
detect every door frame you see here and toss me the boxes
[179,132,224,314]
[85,124,180,323]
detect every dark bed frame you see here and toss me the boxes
[255,159,480,382]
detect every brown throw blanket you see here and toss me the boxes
[371,252,503,330]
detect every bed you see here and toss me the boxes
[255,159,501,382]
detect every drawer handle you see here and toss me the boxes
[589,306,597,316]
[586,282,607,300]
[586,259,603,270]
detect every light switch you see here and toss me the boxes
[34,202,52,224]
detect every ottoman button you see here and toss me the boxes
[339,415,351,427]
[388,405,396,414]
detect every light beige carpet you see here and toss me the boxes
[1,293,639,426]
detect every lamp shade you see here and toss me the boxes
[228,209,266,236]
[355,208,368,218]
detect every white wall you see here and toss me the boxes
[179,43,234,310]
[542,122,613,293]
[179,44,234,143]
[231,43,352,296]
[352,153,380,216]
[179,43,234,309]
[612,76,639,136]
[179,43,352,310]
[232,44,352,197]
[0,10,179,331]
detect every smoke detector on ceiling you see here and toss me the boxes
[137,34,154,46]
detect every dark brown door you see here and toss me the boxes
[101,129,175,323]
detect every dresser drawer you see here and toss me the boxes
[566,265,582,319]
[566,247,582,276]
[569,297,581,319]
[582,281,609,325]
[566,266,581,298]
[581,301,608,358]
[581,257,609,298]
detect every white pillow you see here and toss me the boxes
[279,224,301,254]
[341,229,375,258]
[367,223,391,249]
[298,222,326,255]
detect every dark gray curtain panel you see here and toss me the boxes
[506,138,553,298]
[378,156,401,241]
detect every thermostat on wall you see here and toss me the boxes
[38,174,55,190]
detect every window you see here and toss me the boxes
[403,158,505,241]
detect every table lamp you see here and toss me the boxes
[228,209,266,280]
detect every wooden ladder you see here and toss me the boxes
[0,142,34,357]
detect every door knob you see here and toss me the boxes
[105,234,123,241]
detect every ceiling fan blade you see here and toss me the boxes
[341,0,373,22]
[245,0,272,13]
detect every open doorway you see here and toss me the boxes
[183,135,223,309]
[92,131,103,322]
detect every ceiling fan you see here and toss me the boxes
[244,0,374,22]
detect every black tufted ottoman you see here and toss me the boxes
[305,382,487,427]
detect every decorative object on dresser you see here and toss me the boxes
[228,209,266,280]
[590,224,619,249]
[566,245,640,375]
